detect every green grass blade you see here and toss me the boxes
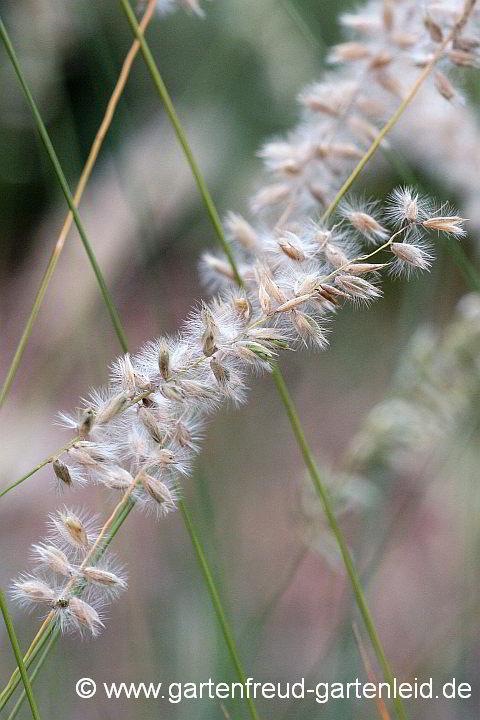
[0,590,41,720]
[179,498,260,720]
[0,16,128,356]
[7,631,59,720]
[0,2,157,408]
[0,253,60,407]
[118,0,243,287]
[271,367,407,720]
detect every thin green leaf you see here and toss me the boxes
[0,590,41,720]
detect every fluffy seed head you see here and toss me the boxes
[32,544,72,577]
[448,49,479,68]
[335,275,382,302]
[202,254,236,282]
[275,294,313,314]
[258,281,272,315]
[80,567,127,593]
[138,406,166,444]
[210,358,230,384]
[291,311,328,348]
[324,242,350,268]
[347,262,387,275]
[385,187,430,226]
[77,408,95,437]
[424,15,443,42]
[100,466,134,491]
[340,200,388,243]
[278,237,306,262]
[12,578,55,606]
[160,384,186,402]
[391,242,432,270]
[233,297,251,321]
[309,183,328,206]
[251,183,290,213]
[117,353,136,392]
[70,442,115,465]
[434,71,456,101]
[51,509,91,550]
[423,216,467,236]
[174,421,195,450]
[156,448,176,465]
[201,305,218,357]
[95,392,129,425]
[257,266,288,304]
[66,596,104,637]
[139,473,177,513]
[329,41,370,63]
[348,211,387,240]
[53,459,73,487]
[158,342,170,380]
[225,212,258,250]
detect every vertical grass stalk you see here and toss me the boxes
[0,590,41,720]
[118,0,243,286]
[179,499,260,720]
[271,368,407,720]
[0,16,128,355]
[0,0,156,408]
[7,632,58,720]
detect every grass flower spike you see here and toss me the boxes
[11,187,467,637]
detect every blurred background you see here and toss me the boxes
[1,0,480,718]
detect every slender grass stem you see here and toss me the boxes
[0,624,55,712]
[0,16,128,356]
[352,622,392,720]
[0,1,156,409]
[118,0,243,287]
[7,631,59,720]
[179,499,260,720]
[278,0,323,52]
[270,367,407,720]
[321,0,478,222]
[0,438,79,499]
[0,591,41,720]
